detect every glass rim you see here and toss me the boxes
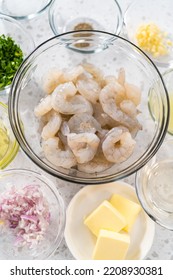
[0,0,54,20]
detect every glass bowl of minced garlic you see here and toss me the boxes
[123,0,173,67]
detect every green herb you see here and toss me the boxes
[0,34,23,89]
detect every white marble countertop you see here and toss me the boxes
[1,0,173,260]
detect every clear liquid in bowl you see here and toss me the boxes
[147,160,173,213]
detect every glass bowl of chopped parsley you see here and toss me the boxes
[0,14,35,94]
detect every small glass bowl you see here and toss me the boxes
[0,14,35,95]
[0,168,65,259]
[135,139,173,230]
[0,0,53,20]
[148,68,173,136]
[48,0,123,35]
[124,0,173,67]
[0,102,19,169]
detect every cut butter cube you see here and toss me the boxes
[110,194,141,232]
[92,229,130,260]
[84,200,127,237]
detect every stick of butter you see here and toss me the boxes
[110,194,141,232]
[84,200,127,237]
[92,229,130,260]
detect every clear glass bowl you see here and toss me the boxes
[0,14,35,95]
[123,0,173,67]
[0,102,19,169]
[8,30,169,184]
[148,68,173,135]
[135,139,173,230]
[0,0,53,20]
[0,168,65,259]
[49,0,123,35]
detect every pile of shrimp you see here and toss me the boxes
[34,63,142,174]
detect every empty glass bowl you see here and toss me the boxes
[0,168,65,259]
[124,0,173,67]
[8,30,169,184]
[135,139,173,230]
[49,0,123,35]
[0,0,53,20]
[0,14,35,95]
[0,102,19,169]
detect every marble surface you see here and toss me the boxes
[1,0,173,260]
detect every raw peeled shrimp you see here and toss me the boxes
[62,65,84,82]
[119,100,138,118]
[93,102,120,128]
[117,67,125,86]
[42,68,64,94]
[52,82,93,115]
[34,95,52,117]
[78,152,112,173]
[99,83,141,130]
[60,121,70,136]
[68,113,101,134]
[124,83,141,106]
[76,76,101,104]
[41,112,62,140]
[103,75,118,86]
[67,132,100,164]
[102,127,136,163]
[82,63,103,84]
[42,137,77,168]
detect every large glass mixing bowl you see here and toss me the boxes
[8,31,169,184]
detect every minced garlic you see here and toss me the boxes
[136,23,172,57]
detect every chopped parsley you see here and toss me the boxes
[0,34,23,89]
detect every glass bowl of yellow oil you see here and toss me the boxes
[148,68,173,135]
[0,102,19,169]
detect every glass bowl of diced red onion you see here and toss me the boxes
[0,168,65,259]
[8,30,169,184]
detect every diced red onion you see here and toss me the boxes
[0,185,50,248]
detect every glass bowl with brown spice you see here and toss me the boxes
[48,0,123,36]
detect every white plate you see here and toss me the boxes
[64,181,155,260]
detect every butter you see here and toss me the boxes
[110,194,141,232]
[84,200,127,237]
[92,229,130,260]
